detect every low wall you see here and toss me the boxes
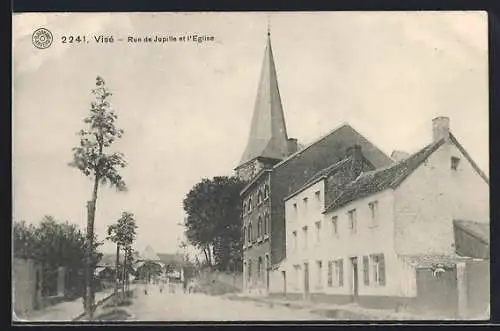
[466,260,489,318]
[13,258,41,318]
[197,270,243,293]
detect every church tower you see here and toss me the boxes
[235,29,298,182]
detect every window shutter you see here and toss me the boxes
[339,259,344,287]
[379,254,386,286]
[327,261,333,287]
[363,256,369,285]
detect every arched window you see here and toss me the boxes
[248,260,252,281]
[264,184,269,199]
[248,198,252,212]
[257,190,263,205]
[257,216,262,238]
[243,202,247,214]
[248,222,253,242]
[243,225,247,243]
[265,212,270,235]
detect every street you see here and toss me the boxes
[126,285,321,321]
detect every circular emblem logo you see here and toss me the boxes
[32,28,53,49]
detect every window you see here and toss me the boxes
[451,156,460,170]
[243,225,247,243]
[315,190,321,201]
[348,209,357,234]
[317,261,323,287]
[257,191,263,205]
[264,185,269,199]
[257,257,263,280]
[302,226,308,249]
[333,259,344,287]
[264,213,269,235]
[315,221,321,243]
[292,231,298,251]
[369,201,378,227]
[248,223,253,243]
[370,254,386,286]
[331,216,338,236]
[257,217,263,238]
[243,202,247,215]
[327,261,333,287]
[293,203,297,211]
[248,260,252,281]
[363,256,370,285]
[248,198,252,213]
[294,265,300,289]
[303,197,308,206]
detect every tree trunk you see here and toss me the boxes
[114,244,120,311]
[121,253,126,299]
[84,174,100,320]
[203,248,209,266]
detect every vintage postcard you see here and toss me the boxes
[12,11,489,322]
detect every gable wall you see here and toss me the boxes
[394,141,489,255]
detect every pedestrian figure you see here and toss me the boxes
[159,279,164,294]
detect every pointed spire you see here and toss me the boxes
[267,15,271,37]
[238,26,290,168]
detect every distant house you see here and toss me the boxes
[280,117,489,317]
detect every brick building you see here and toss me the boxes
[235,31,393,294]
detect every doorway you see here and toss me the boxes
[281,271,286,295]
[350,257,359,302]
[265,255,270,291]
[304,262,310,299]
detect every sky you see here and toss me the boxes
[12,12,488,255]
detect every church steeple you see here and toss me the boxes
[237,28,290,172]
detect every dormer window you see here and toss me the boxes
[451,157,460,171]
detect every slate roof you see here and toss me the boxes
[454,220,489,245]
[324,138,445,213]
[138,245,161,261]
[98,253,116,267]
[285,156,353,201]
[238,33,289,168]
[157,253,184,266]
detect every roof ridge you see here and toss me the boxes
[273,122,351,169]
[323,139,444,214]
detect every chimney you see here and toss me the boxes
[391,150,410,162]
[346,145,363,178]
[287,138,298,155]
[346,144,362,161]
[432,116,450,142]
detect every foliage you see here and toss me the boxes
[13,216,103,296]
[69,76,127,317]
[106,212,137,249]
[69,76,127,191]
[106,212,137,294]
[182,176,245,271]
